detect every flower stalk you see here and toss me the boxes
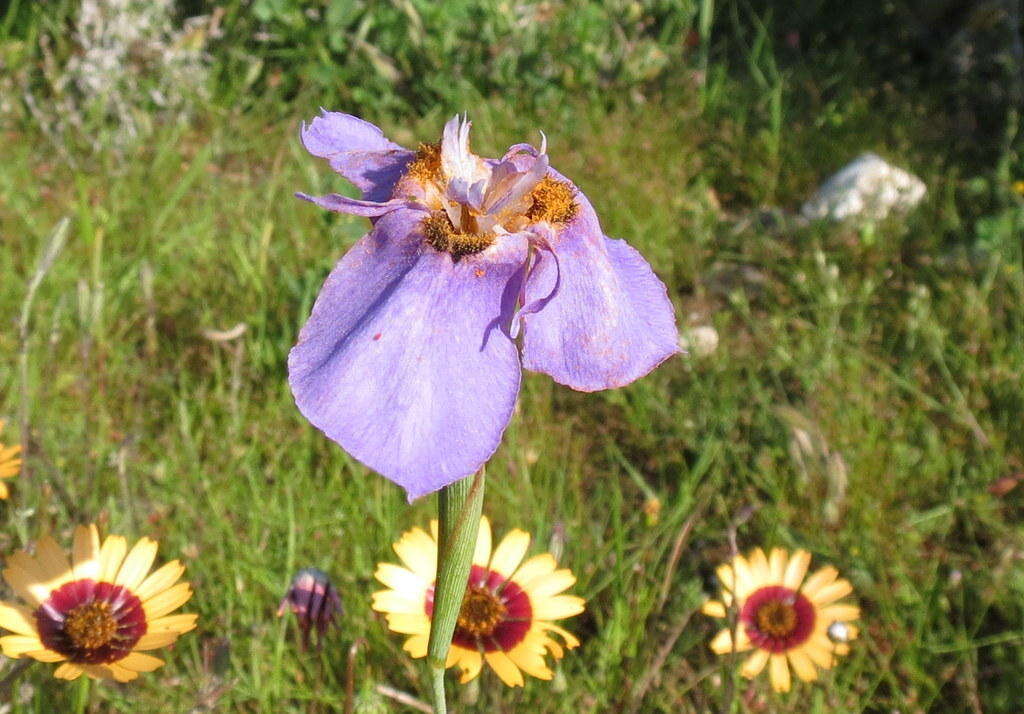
[427,468,485,713]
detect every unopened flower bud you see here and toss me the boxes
[277,568,342,649]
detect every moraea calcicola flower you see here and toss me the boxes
[290,113,679,500]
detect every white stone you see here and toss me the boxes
[802,153,926,222]
[679,325,719,358]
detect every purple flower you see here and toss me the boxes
[290,112,679,500]
[277,568,342,650]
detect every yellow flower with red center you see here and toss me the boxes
[0,420,22,499]
[372,516,585,687]
[702,548,859,692]
[0,525,197,682]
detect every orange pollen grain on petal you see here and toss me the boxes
[421,211,494,259]
[526,176,578,225]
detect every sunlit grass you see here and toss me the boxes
[2,79,1023,712]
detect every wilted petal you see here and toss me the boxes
[289,208,527,500]
[301,110,415,202]
[521,178,678,391]
[295,193,411,217]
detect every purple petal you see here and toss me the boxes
[520,183,679,391]
[301,110,415,202]
[288,208,528,500]
[295,192,411,217]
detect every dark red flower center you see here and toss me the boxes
[740,585,815,653]
[35,579,147,664]
[426,564,533,653]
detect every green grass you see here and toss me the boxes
[2,67,1024,713]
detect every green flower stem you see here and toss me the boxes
[427,467,485,714]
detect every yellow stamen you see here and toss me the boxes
[422,211,493,259]
[756,600,797,638]
[406,143,442,184]
[64,601,117,650]
[457,587,506,638]
[527,176,578,225]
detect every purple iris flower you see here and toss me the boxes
[290,112,679,500]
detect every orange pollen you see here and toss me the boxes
[526,176,578,224]
[406,142,442,183]
[64,601,118,650]
[456,586,506,638]
[422,211,494,259]
[755,600,798,638]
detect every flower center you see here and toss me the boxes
[456,586,507,638]
[422,211,494,259]
[739,585,815,653]
[36,579,148,664]
[526,176,577,224]
[406,143,442,184]
[64,601,117,650]
[755,600,797,638]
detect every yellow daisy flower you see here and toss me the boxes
[0,525,197,682]
[0,420,22,499]
[372,516,585,687]
[702,548,859,693]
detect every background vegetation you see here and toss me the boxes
[2,0,1023,711]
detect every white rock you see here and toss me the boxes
[679,325,719,358]
[802,153,926,222]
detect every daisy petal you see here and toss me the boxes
[402,634,428,658]
[819,604,860,623]
[531,595,585,620]
[701,600,727,618]
[741,649,769,678]
[34,536,73,587]
[142,583,192,619]
[513,554,557,588]
[134,630,183,650]
[801,566,839,598]
[147,614,198,633]
[810,579,854,606]
[473,516,493,567]
[374,563,427,593]
[393,527,437,581]
[507,641,553,680]
[118,652,164,672]
[134,560,186,602]
[115,538,159,591]
[98,536,128,582]
[0,602,38,636]
[485,650,525,687]
[54,663,83,680]
[456,650,484,683]
[523,569,576,598]
[490,529,531,579]
[769,654,791,692]
[71,525,101,581]
[788,648,818,681]
[768,548,787,583]
[783,550,811,589]
[25,649,65,662]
